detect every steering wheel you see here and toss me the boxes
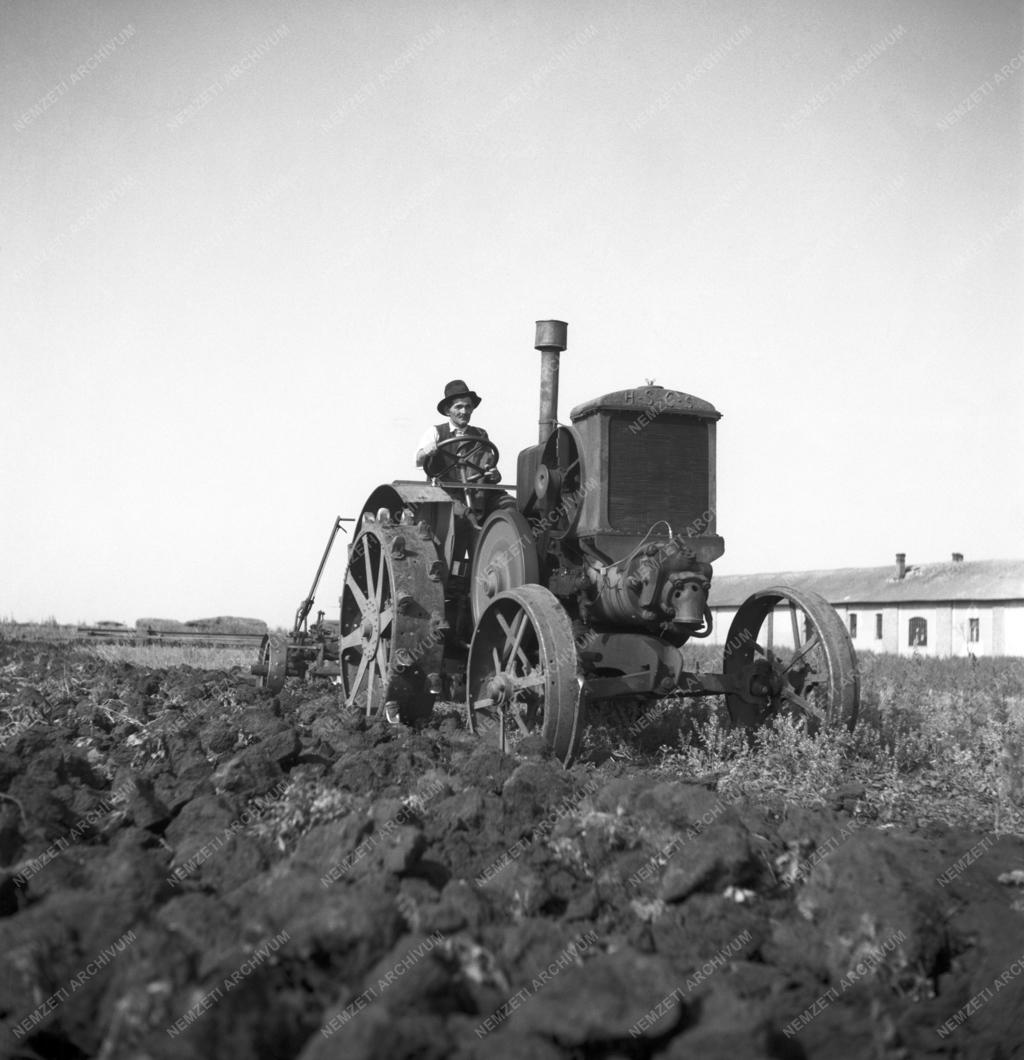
[431,435,501,485]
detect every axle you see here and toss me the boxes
[583,667,741,701]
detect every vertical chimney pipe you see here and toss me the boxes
[896,553,906,580]
[535,320,567,445]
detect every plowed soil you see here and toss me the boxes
[1,641,1023,1059]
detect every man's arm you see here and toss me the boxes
[416,426,439,470]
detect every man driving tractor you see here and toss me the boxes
[416,380,515,512]
[415,380,499,481]
[416,379,515,577]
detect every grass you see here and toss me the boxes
[648,650,1024,836]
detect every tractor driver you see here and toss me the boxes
[416,379,515,519]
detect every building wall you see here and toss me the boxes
[879,607,899,654]
[707,606,815,652]
[949,603,990,657]
[899,606,936,655]
[707,609,737,650]
[837,605,939,657]
[934,605,953,657]
[840,606,897,655]
[707,601,1024,657]
[1001,603,1024,656]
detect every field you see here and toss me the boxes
[593,647,1024,836]
[36,637,1024,835]
[83,642,258,671]
[1,638,1023,1058]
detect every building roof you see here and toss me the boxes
[708,559,1024,608]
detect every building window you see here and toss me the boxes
[969,617,980,643]
[875,613,883,639]
[909,617,927,647]
[849,614,857,638]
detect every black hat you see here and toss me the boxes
[437,379,482,416]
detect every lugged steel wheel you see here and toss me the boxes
[722,586,859,732]
[254,633,289,694]
[466,584,584,765]
[339,513,445,724]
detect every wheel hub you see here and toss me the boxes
[486,673,513,704]
[749,659,783,699]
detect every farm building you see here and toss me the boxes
[707,554,1024,658]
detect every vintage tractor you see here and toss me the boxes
[254,320,858,764]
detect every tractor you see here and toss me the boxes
[253,320,859,764]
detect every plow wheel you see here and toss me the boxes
[254,633,289,694]
[469,509,540,623]
[722,586,859,733]
[466,585,584,765]
[339,513,445,724]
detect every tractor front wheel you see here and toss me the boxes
[722,586,859,732]
[466,585,584,765]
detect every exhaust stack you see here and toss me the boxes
[535,320,567,444]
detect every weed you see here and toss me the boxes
[659,654,1024,835]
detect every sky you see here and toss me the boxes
[2,0,1021,628]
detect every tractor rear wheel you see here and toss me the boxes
[466,585,584,765]
[339,512,446,724]
[722,586,858,732]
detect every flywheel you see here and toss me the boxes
[469,509,540,623]
[339,511,446,724]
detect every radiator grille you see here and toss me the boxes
[607,414,710,534]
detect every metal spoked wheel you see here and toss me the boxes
[255,633,289,694]
[339,513,445,724]
[722,586,859,732]
[466,584,584,765]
